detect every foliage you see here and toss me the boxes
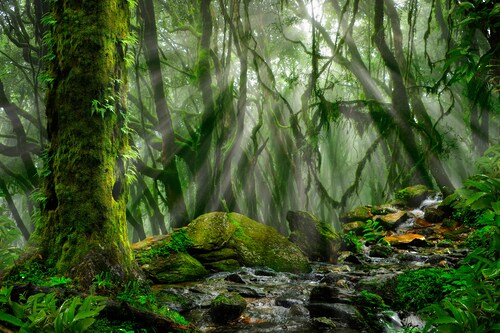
[362,219,388,245]
[421,229,500,332]
[91,272,114,293]
[464,225,497,252]
[395,268,450,312]
[355,290,389,332]
[116,281,155,309]
[159,307,190,326]
[340,231,363,254]
[143,229,193,260]
[444,145,499,217]
[0,286,106,333]
[0,212,22,271]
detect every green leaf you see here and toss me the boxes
[74,317,96,332]
[491,202,500,215]
[459,2,475,10]
[0,311,24,327]
[433,316,460,324]
[465,192,487,206]
[72,310,99,322]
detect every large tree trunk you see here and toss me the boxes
[28,0,140,288]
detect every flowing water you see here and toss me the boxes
[155,196,466,332]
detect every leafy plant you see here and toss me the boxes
[443,146,500,228]
[0,212,22,271]
[92,272,114,292]
[44,276,72,288]
[117,281,155,308]
[464,225,497,252]
[362,219,387,245]
[0,286,106,332]
[340,231,363,254]
[422,238,500,333]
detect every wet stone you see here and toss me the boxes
[424,207,445,223]
[288,304,309,317]
[227,285,266,298]
[210,292,247,324]
[275,296,304,308]
[307,303,364,329]
[225,273,246,284]
[309,285,353,304]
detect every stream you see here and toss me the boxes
[153,196,468,332]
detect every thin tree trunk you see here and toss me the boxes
[139,0,188,228]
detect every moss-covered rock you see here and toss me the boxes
[223,213,311,273]
[139,252,208,284]
[341,221,366,235]
[132,212,311,282]
[187,213,237,251]
[210,292,247,324]
[286,211,341,263]
[205,259,240,272]
[340,206,373,223]
[395,185,434,207]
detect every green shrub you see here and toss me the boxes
[395,268,450,312]
[422,237,500,332]
[464,225,497,252]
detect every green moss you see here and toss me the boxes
[227,213,311,273]
[205,259,240,272]
[395,185,432,206]
[340,206,372,223]
[144,252,208,284]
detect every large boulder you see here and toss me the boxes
[132,212,311,283]
[188,212,312,273]
[286,211,341,263]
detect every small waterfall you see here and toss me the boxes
[396,194,443,234]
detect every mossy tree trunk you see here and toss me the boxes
[30,0,140,287]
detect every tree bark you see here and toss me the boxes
[29,0,141,288]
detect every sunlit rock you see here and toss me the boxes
[371,204,399,215]
[383,233,427,247]
[287,210,341,263]
[374,211,408,230]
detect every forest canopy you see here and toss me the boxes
[0,0,498,243]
